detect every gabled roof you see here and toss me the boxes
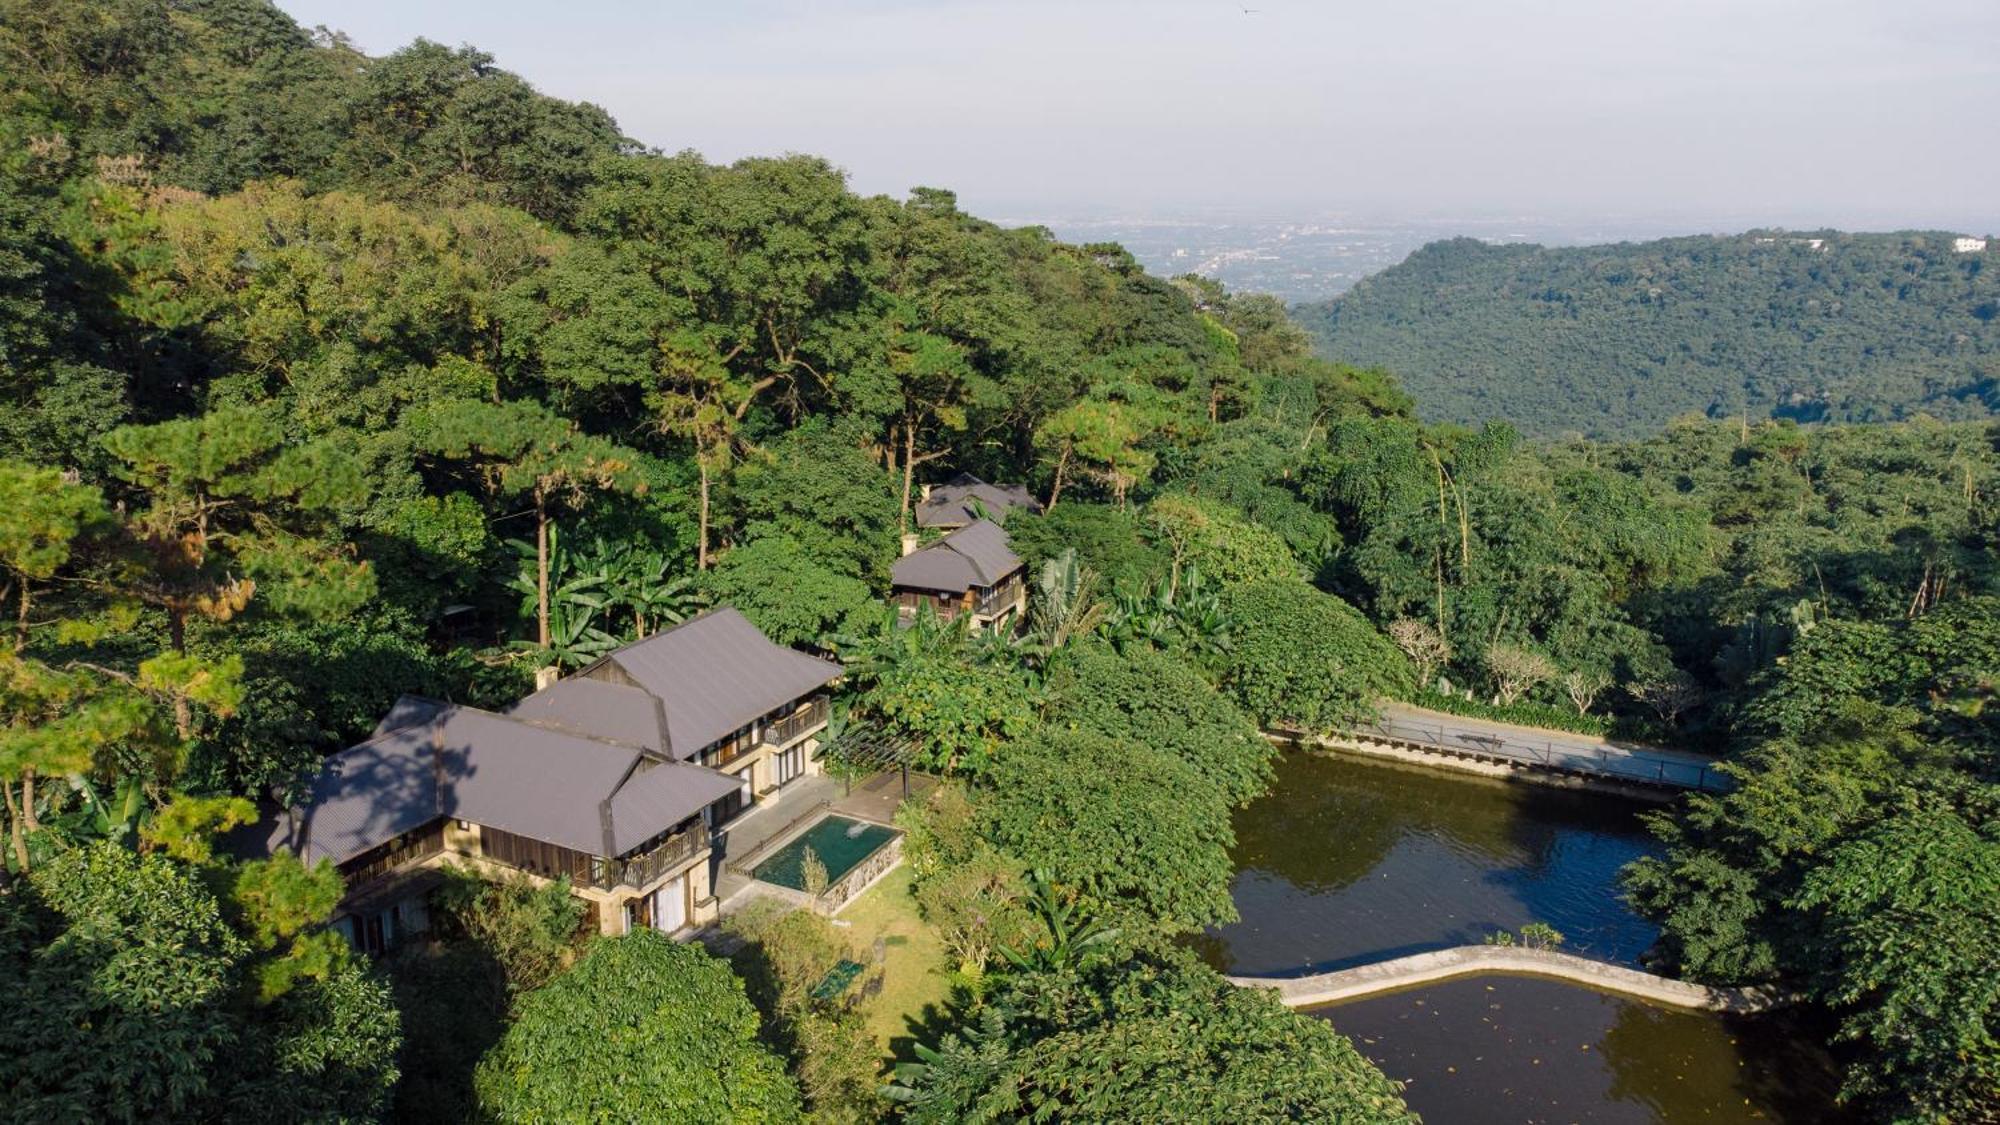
[278,719,443,868]
[270,703,736,866]
[579,607,843,761]
[372,694,446,738]
[891,519,1023,594]
[508,676,671,755]
[915,473,1042,528]
[606,761,740,854]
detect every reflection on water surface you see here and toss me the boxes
[1204,751,1847,1123]
[1315,975,1848,1125]
[1196,750,1662,975]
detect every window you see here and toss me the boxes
[773,744,805,788]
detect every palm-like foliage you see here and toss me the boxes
[583,537,704,637]
[1026,549,1105,661]
[507,527,705,669]
[829,603,971,688]
[994,868,1120,974]
[1100,562,1234,658]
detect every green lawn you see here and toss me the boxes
[836,863,956,1058]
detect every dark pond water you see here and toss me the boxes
[1314,976,1849,1124]
[1197,750,1847,1124]
[1193,750,1663,976]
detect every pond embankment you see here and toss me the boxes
[1227,944,1787,1013]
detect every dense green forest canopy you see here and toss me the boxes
[0,2,1995,1121]
[1299,232,2000,438]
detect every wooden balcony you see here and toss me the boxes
[763,696,830,747]
[607,823,708,890]
[972,575,1026,618]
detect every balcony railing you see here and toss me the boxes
[339,823,445,887]
[764,696,830,747]
[604,823,708,890]
[973,578,1025,617]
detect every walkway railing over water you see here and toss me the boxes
[1342,714,1731,792]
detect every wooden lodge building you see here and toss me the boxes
[889,519,1029,632]
[264,608,840,953]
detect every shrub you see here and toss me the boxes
[891,952,1415,1123]
[474,930,798,1123]
[1145,493,1300,588]
[1217,580,1409,732]
[1046,641,1274,807]
[976,728,1236,934]
[432,866,588,996]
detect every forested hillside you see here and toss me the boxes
[0,3,1995,1122]
[1299,232,2000,437]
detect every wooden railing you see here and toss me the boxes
[765,697,830,747]
[973,580,1023,616]
[605,823,707,890]
[338,823,445,887]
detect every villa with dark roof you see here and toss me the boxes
[890,519,1029,632]
[269,607,839,953]
[914,472,1042,530]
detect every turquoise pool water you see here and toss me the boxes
[751,815,899,890]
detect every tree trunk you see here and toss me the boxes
[14,580,27,653]
[900,422,917,537]
[165,607,194,736]
[697,459,712,571]
[535,488,551,648]
[20,768,36,832]
[3,779,26,873]
[1046,444,1070,512]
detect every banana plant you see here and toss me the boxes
[54,773,149,848]
[507,527,619,669]
[582,538,703,637]
[994,868,1120,974]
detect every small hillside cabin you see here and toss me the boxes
[265,608,839,953]
[889,519,1028,632]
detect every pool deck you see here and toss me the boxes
[709,769,934,918]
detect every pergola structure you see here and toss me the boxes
[813,718,924,797]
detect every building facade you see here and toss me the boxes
[266,608,841,953]
[889,519,1029,632]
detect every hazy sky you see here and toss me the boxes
[276,0,2000,230]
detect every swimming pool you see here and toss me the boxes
[751,815,900,891]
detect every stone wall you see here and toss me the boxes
[820,833,903,914]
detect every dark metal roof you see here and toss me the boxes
[271,608,839,868]
[433,709,639,856]
[915,473,1042,528]
[607,762,739,854]
[581,607,843,760]
[276,721,442,868]
[273,705,736,865]
[891,520,1022,593]
[372,694,447,738]
[507,677,671,755]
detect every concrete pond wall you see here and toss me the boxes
[1226,945,1787,1013]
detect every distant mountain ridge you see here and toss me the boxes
[1296,231,2000,438]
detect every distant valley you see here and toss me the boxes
[1016,213,1711,304]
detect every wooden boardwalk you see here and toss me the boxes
[1333,703,1731,793]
